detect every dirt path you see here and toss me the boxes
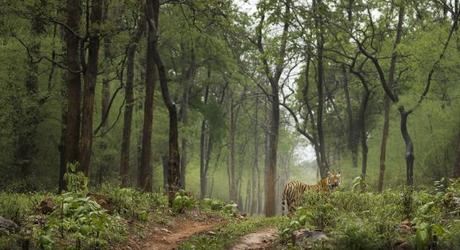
[140,217,219,250]
[231,227,278,250]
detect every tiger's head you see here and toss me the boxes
[327,170,341,190]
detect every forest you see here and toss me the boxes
[1,0,460,249]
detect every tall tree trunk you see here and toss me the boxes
[120,15,144,187]
[265,88,279,216]
[149,0,181,203]
[79,0,103,176]
[314,0,328,178]
[229,97,238,202]
[359,90,370,179]
[64,0,82,172]
[199,86,210,199]
[138,1,157,192]
[378,96,390,191]
[256,0,290,217]
[251,96,259,215]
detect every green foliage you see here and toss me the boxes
[102,185,167,221]
[35,192,126,249]
[200,198,237,216]
[277,181,460,249]
[64,163,88,194]
[172,190,197,214]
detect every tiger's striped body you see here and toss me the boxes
[282,171,341,215]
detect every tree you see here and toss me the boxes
[78,0,103,176]
[148,0,181,202]
[120,10,144,187]
[139,0,157,192]
[62,0,82,186]
[254,0,291,217]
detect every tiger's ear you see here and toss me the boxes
[327,170,331,176]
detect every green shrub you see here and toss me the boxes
[102,185,167,221]
[172,190,196,214]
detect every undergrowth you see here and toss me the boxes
[278,179,460,250]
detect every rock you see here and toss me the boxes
[160,228,172,234]
[38,197,55,214]
[394,240,413,250]
[206,230,216,236]
[0,216,19,234]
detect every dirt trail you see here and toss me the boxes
[140,217,219,250]
[231,227,278,250]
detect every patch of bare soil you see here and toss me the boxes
[231,227,278,250]
[115,212,222,250]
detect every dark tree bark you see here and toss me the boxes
[138,0,157,192]
[120,14,145,187]
[378,96,390,191]
[63,0,82,173]
[78,0,103,176]
[399,107,414,186]
[148,0,181,203]
[358,82,370,179]
[314,0,329,178]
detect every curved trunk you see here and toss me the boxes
[399,107,414,186]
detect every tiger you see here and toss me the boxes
[282,170,341,215]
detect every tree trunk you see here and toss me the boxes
[399,107,414,186]
[265,84,279,216]
[79,0,103,176]
[120,15,144,187]
[138,1,157,192]
[63,0,82,172]
[149,0,181,203]
[251,96,259,215]
[359,89,370,179]
[229,97,238,202]
[378,96,390,191]
[199,86,210,199]
[314,0,328,178]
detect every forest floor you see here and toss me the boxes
[230,227,278,250]
[118,210,226,250]
[117,210,282,250]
